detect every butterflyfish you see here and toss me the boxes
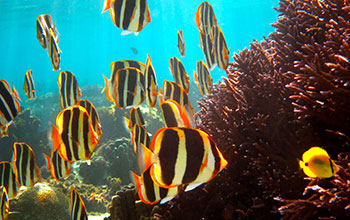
[58,71,82,109]
[195,1,217,35]
[169,57,190,93]
[36,14,58,49]
[194,61,213,96]
[299,146,340,178]
[144,54,158,107]
[0,79,21,138]
[51,106,100,162]
[124,107,145,132]
[76,100,102,140]
[11,142,40,187]
[23,70,36,99]
[0,162,18,199]
[131,123,151,155]
[70,187,88,220]
[47,28,61,71]
[0,186,9,220]
[102,0,151,36]
[44,150,72,180]
[199,32,217,70]
[142,127,227,191]
[211,25,229,70]
[160,99,192,128]
[130,167,181,205]
[177,30,186,57]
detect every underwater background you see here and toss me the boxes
[1,0,350,220]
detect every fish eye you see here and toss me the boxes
[305,162,309,166]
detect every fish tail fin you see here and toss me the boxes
[101,74,108,94]
[138,143,153,173]
[101,0,111,13]
[130,170,141,192]
[43,153,51,170]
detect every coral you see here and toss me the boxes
[0,109,50,166]
[9,183,70,220]
[276,153,350,219]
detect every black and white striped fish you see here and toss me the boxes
[0,79,21,138]
[142,127,228,191]
[23,70,36,99]
[177,30,186,57]
[0,162,18,199]
[36,14,58,49]
[124,107,145,132]
[12,142,40,187]
[76,100,102,140]
[169,57,190,93]
[0,186,9,220]
[194,61,213,95]
[47,28,61,71]
[195,1,217,35]
[44,150,72,180]
[211,25,229,70]
[199,32,217,70]
[58,71,82,109]
[70,187,88,220]
[102,0,151,36]
[144,54,158,107]
[160,99,192,128]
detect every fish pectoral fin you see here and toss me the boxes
[184,183,203,192]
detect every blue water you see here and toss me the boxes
[0,0,278,97]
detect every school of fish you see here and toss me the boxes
[1,1,338,219]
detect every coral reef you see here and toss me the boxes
[101,0,350,219]
[9,183,70,220]
[0,109,49,166]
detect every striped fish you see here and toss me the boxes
[144,54,158,107]
[143,127,228,191]
[0,79,21,138]
[199,32,216,70]
[58,71,82,109]
[195,1,217,35]
[44,150,72,180]
[103,67,145,109]
[0,162,18,199]
[161,81,194,125]
[169,57,190,93]
[131,124,151,154]
[177,30,185,57]
[160,99,192,128]
[70,187,88,220]
[124,107,145,132]
[12,142,40,187]
[130,167,181,205]
[76,100,102,140]
[52,106,100,162]
[36,14,58,49]
[23,70,36,99]
[211,25,229,70]
[48,28,61,71]
[194,61,213,95]
[102,0,151,36]
[0,186,9,220]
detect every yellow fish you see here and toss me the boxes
[299,147,339,178]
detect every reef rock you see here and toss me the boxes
[9,183,70,220]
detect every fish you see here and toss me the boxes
[211,25,229,70]
[124,107,145,132]
[47,28,61,71]
[0,186,9,220]
[52,106,100,162]
[23,70,36,99]
[102,0,151,36]
[131,123,151,154]
[160,80,194,126]
[169,57,190,93]
[0,162,18,199]
[12,142,40,187]
[177,30,186,57]
[141,127,228,191]
[130,167,181,205]
[76,100,102,139]
[194,61,213,95]
[36,14,58,49]
[0,79,21,138]
[58,71,82,109]
[131,47,138,55]
[144,54,158,107]
[102,67,145,109]
[43,150,72,180]
[199,32,216,70]
[195,1,217,35]
[70,187,88,220]
[160,99,192,128]
[299,146,340,178]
